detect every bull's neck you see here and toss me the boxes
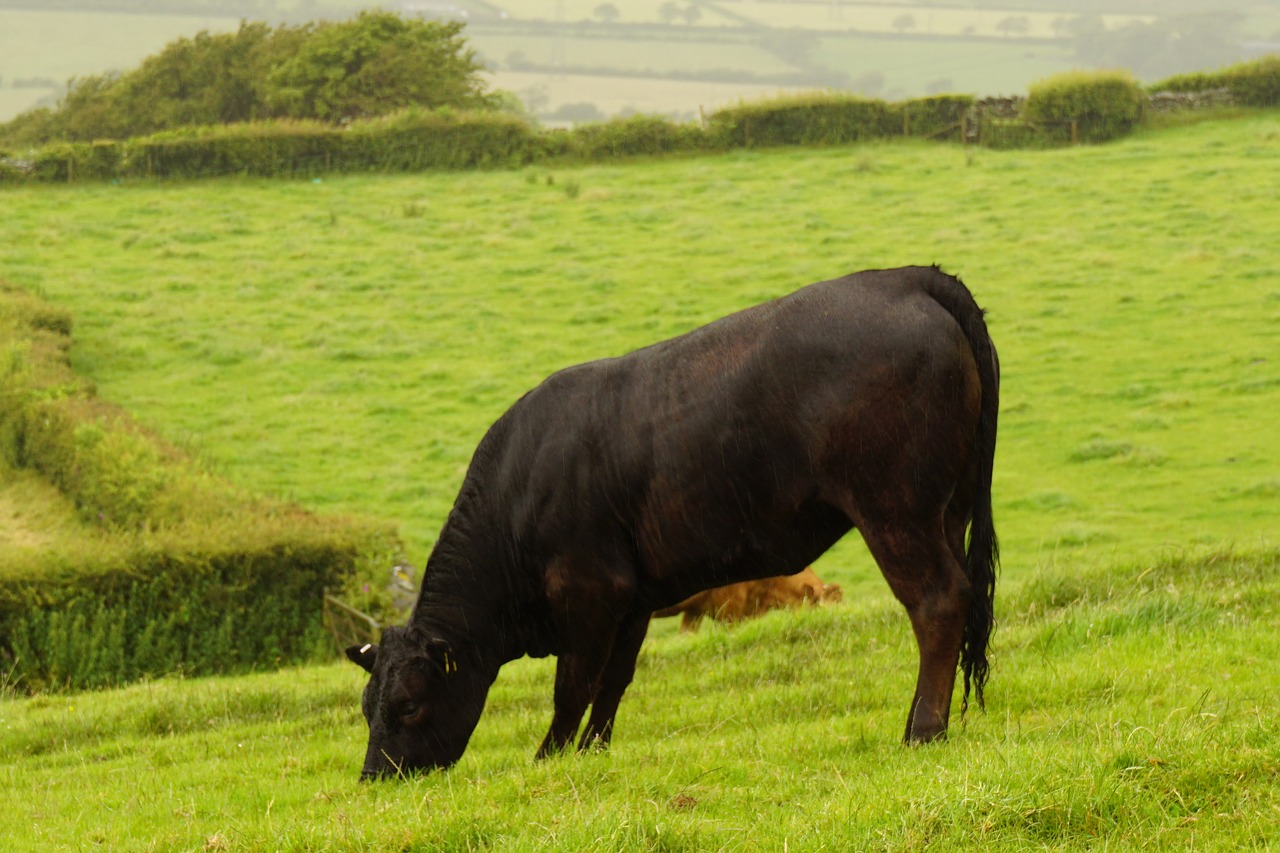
[407,504,529,668]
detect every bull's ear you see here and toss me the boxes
[345,642,378,673]
[425,637,461,676]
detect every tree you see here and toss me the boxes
[681,5,701,26]
[995,16,1031,38]
[268,12,491,121]
[1055,14,1106,41]
[1069,14,1245,81]
[659,2,681,24]
[592,3,620,24]
[548,102,605,123]
[892,13,916,34]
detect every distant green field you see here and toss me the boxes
[486,69,808,119]
[469,28,1079,103]
[725,3,1154,38]
[473,33,792,75]
[810,32,1076,97]
[488,0,1154,37]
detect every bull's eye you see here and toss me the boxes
[401,701,427,727]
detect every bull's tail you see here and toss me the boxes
[921,266,1000,714]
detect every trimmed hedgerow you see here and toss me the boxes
[0,521,383,691]
[23,111,544,182]
[1152,55,1280,108]
[0,280,397,692]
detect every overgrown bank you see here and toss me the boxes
[0,281,397,691]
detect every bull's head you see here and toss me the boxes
[346,625,488,779]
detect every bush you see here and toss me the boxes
[0,280,397,692]
[1024,70,1147,144]
[1153,54,1280,107]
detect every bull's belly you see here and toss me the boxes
[637,499,852,610]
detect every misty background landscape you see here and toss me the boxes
[2,0,1278,127]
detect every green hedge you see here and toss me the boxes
[703,92,976,149]
[899,94,976,141]
[0,93,988,184]
[1024,70,1148,144]
[22,111,546,182]
[0,523,380,691]
[1152,55,1280,107]
[0,281,396,692]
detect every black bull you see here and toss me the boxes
[347,266,999,778]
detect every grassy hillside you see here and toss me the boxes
[0,114,1277,847]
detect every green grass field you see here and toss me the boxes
[2,549,1278,849]
[1,114,1278,848]
[2,115,1276,570]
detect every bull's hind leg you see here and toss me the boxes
[577,610,651,750]
[860,519,972,743]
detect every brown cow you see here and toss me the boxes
[653,568,843,632]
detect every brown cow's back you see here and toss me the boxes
[654,567,843,632]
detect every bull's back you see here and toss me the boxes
[501,267,982,606]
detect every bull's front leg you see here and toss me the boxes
[537,648,610,758]
[536,556,639,759]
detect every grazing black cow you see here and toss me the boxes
[347,265,999,778]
